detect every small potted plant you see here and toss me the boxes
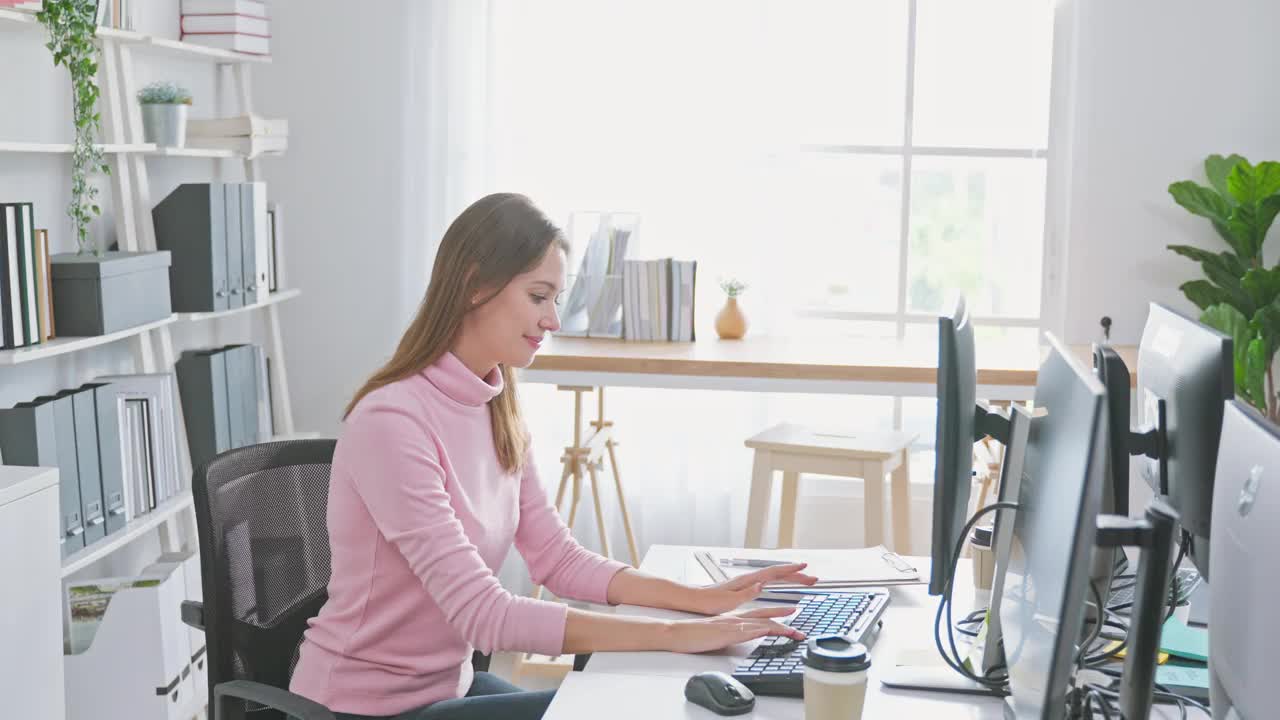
[137,81,193,148]
[715,277,749,339]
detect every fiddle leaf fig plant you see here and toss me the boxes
[1168,154,1280,420]
[36,0,111,256]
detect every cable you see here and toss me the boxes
[1154,682,1210,716]
[940,502,1019,686]
[932,501,1020,689]
[1077,580,1106,669]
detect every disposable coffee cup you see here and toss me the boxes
[971,524,995,592]
[803,635,871,720]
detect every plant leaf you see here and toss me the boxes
[1201,257,1254,315]
[1181,280,1233,311]
[1169,181,1231,223]
[1202,304,1254,401]
[1206,154,1248,202]
[1168,245,1246,275]
[1228,160,1280,205]
[1242,267,1280,310]
[1245,337,1270,412]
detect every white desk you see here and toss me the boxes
[543,545,1205,719]
[523,336,1139,401]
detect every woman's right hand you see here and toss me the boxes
[664,606,806,654]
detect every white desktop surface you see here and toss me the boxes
[543,545,1205,719]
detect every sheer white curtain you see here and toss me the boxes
[409,0,1052,594]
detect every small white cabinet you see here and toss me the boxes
[0,465,65,720]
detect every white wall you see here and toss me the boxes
[255,0,426,437]
[1046,0,1280,346]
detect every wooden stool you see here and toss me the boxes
[743,423,917,551]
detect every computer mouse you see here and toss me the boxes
[684,671,755,716]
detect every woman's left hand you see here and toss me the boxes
[688,562,819,616]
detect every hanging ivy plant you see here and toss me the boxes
[37,0,110,256]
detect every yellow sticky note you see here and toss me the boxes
[1103,641,1169,664]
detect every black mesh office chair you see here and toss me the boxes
[182,439,491,720]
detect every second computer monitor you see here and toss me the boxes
[999,333,1109,720]
[1137,302,1233,577]
[931,297,978,595]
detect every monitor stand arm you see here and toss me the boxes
[974,402,1011,445]
[1127,398,1169,495]
[1093,501,1178,720]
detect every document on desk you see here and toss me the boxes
[686,546,922,591]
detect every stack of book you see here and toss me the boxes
[187,113,288,158]
[0,202,53,349]
[623,258,697,342]
[180,0,270,56]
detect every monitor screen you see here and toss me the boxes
[1000,333,1108,720]
[931,297,977,595]
[1136,303,1233,576]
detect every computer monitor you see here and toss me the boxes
[931,296,1010,595]
[1093,345,1131,518]
[1209,399,1279,720]
[999,333,1108,720]
[1136,302,1233,578]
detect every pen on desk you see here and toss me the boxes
[719,558,797,568]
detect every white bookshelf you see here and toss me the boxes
[0,8,269,64]
[176,288,301,322]
[148,146,238,159]
[0,0,297,656]
[0,141,155,154]
[60,490,194,577]
[0,315,178,366]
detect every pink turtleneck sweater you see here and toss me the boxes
[289,352,627,716]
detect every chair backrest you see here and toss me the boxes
[191,439,336,720]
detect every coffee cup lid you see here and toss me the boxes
[803,634,871,673]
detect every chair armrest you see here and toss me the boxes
[213,679,336,720]
[180,600,205,631]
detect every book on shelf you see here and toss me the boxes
[180,13,269,36]
[34,228,53,341]
[187,113,288,138]
[0,204,54,349]
[0,203,25,348]
[180,31,270,56]
[95,0,135,30]
[621,257,696,342]
[181,0,267,18]
[186,134,286,157]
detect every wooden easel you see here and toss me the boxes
[516,386,639,685]
[548,385,639,570]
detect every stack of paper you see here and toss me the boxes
[688,546,923,601]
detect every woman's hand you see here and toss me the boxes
[664,607,806,654]
[689,562,819,616]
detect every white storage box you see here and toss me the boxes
[64,563,196,720]
[154,549,208,710]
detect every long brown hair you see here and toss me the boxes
[345,193,568,473]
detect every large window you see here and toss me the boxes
[488,0,1053,341]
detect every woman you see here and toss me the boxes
[290,193,815,720]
